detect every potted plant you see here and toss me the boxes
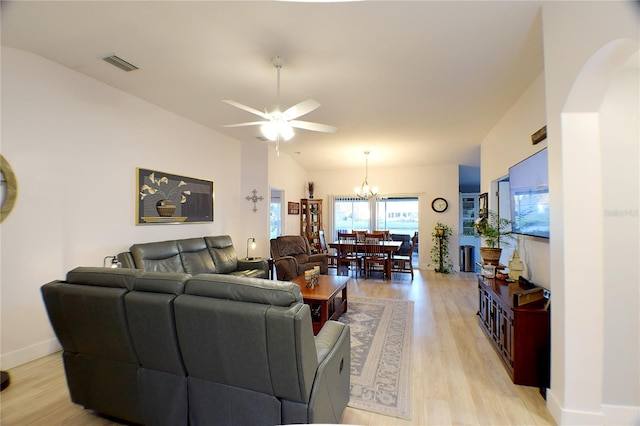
[429,222,454,273]
[474,211,513,266]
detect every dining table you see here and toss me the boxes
[329,239,402,279]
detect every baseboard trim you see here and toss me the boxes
[547,389,639,425]
[1,338,61,369]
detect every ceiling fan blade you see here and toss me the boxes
[289,120,338,134]
[283,99,320,120]
[223,120,268,128]
[222,100,269,119]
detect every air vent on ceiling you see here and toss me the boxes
[102,55,139,72]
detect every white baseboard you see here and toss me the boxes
[1,338,61,369]
[547,389,640,425]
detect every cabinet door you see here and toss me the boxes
[490,299,501,342]
[478,285,490,329]
[500,308,514,367]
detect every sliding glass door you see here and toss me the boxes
[331,195,418,239]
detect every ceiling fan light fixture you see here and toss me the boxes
[260,120,294,141]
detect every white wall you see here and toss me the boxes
[241,142,270,258]
[0,47,250,368]
[309,164,459,270]
[600,55,639,409]
[541,2,639,424]
[480,72,549,288]
[267,149,309,236]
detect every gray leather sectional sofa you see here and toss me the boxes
[41,267,350,425]
[117,235,270,278]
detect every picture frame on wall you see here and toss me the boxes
[136,167,214,224]
[288,202,300,215]
[479,192,488,219]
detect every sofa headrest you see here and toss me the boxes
[133,272,190,295]
[130,240,184,273]
[274,236,308,257]
[204,235,233,249]
[66,267,141,290]
[185,274,302,307]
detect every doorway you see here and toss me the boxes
[270,188,284,239]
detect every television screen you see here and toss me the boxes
[509,148,549,238]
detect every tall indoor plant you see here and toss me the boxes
[430,222,454,273]
[474,211,513,265]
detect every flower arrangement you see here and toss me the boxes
[139,172,191,203]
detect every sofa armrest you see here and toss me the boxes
[309,321,350,423]
[273,256,299,281]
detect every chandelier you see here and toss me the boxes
[354,151,378,199]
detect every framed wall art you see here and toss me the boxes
[137,168,214,224]
[288,201,300,215]
[478,192,488,219]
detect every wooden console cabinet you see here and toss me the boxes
[477,275,550,389]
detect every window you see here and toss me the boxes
[375,197,419,235]
[270,188,283,239]
[333,197,370,235]
[331,195,418,239]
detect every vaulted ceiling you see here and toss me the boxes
[1,1,544,174]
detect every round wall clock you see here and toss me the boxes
[0,155,18,223]
[431,197,448,213]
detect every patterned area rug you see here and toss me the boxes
[339,297,413,419]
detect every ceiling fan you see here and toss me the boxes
[223,57,337,154]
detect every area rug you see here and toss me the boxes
[339,297,413,419]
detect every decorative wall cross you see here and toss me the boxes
[245,189,263,213]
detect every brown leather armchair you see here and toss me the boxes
[270,235,328,280]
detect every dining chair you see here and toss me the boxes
[337,240,361,277]
[370,230,391,241]
[362,236,387,279]
[391,233,416,279]
[318,230,337,269]
[352,230,366,242]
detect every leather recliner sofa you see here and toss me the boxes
[118,235,270,278]
[270,235,328,280]
[41,267,350,425]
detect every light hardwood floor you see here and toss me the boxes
[1,269,555,425]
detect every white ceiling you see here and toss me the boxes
[1,1,544,176]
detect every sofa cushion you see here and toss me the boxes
[204,235,238,274]
[130,240,184,273]
[177,238,216,274]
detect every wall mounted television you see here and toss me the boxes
[509,147,549,238]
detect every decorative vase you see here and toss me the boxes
[508,249,524,281]
[479,247,502,266]
[156,199,176,217]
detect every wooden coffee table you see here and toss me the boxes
[291,274,349,335]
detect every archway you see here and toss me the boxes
[558,39,639,421]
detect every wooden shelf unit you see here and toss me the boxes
[477,275,550,390]
[300,198,322,254]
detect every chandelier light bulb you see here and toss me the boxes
[355,151,378,199]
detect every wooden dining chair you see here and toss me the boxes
[362,236,387,279]
[391,233,416,279]
[337,240,361,277]
[370,230,390,241]
[318,230,337,269]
